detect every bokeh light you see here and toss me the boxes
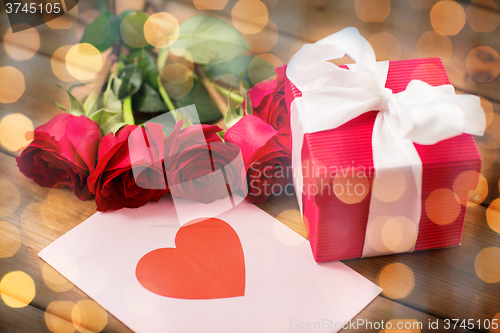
[0,66,25,103]
[368,32,401,61]
[377,263,415,299]
[477,133,498,150]
[430,1,466,36]
[160,63,194,99]
[52,45,76,82]
[466,46,500,83]
[159,48,194,71]
[366,215,418,253]
[45,301,76,333]
[65,43,103,81]
[194,0,229,10]
[144,12,179,49]
[231,0,269,34]
[243,20,279,54]
[478,146,497,170]
[0,113,34,152]
[44,4,78,29]
[479,96,495,129]
[0,180,20,217]
[354,0,391,22]
[466,0,500,33]
[372,169,406,203]
[486,199,500,234]
[483,114,500,149]
[453,170,488,207]
[3,25,40,61]
[425,188,461,225]
[41,262,73,292]
[0,271,36,308]
[333,175,370,204]
[249,53,282,85]
[72,300,108,333]
[0,221,21,258]
[474,246,500,283]
[120,11,149,48]
[416,31,452,63]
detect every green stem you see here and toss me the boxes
[157,76,175,111]
[123,96,135,125]
[213,82,244,104]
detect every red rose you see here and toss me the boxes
[87,123,168,211]
[16,113,101,200]
[164,122,244,204]
[249,65,290,154]
[224,115,291,204]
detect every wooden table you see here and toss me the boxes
[1,0,499,332]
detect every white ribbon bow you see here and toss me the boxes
[286,27,485,257]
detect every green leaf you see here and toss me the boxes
[89,108,125,135]
[133,83,167,113]
[217,130,226,141]
[58,85,85,116]
[80,12,119,52]
[174,80,222,123]
[110,122,128,135]
[170,15,248,65]
[205,55,253,86]
[103,86,122,112]
[117,64,143,99]
[122,96,135,125]
[171,109,193,129]
[246,56,277,86]
[205,55,275,88]
[137,53,159,89]
[119,11,149,49]
[39,96,69,113]
[112,76,123,97]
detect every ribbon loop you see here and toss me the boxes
[378,87,393,111]
[286,27,485,257]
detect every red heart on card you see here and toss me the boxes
[135,218,245,299]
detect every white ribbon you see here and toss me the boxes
[286,28,485,257]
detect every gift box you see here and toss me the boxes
[285,28,484,262]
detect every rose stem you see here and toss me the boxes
[157,76,175,112]
[213,83,245,104]
[123,96,135,125]
[145,0,233,128]
[195,64,228,117]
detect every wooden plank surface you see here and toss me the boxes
[1,0,500,332]
[0,148,481,333]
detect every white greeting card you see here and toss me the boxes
[39,197,381,333]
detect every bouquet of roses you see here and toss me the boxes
[16,6,291,211]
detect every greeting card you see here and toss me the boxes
[39,197,381,332]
